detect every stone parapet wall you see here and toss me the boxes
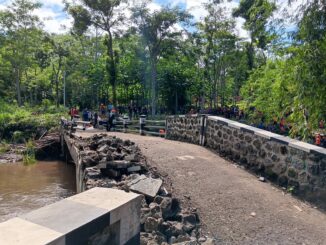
[166,115,204,145]
[166,115,326,207]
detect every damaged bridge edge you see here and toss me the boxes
[63,133,85,193]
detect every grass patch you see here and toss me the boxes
[23,139,36,165]
[0,142,10,154]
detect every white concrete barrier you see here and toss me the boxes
[0,188,141,245]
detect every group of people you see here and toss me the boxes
[69,103,124,131]
[187,106,325,148]
[188,106,246,121]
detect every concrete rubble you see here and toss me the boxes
[74,133,216,245]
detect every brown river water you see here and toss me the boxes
[0,161,76,222]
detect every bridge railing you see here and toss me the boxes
[114,116,166,137]
[61,116,166,137]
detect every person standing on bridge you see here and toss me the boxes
[100,103,106,116]
[106,108,116,132]
[93,112,98,128]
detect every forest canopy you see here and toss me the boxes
[0,0,325,140]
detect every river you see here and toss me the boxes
[0,161,76,222]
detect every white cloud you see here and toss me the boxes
[34,6,72,34]
[273,0,306,28]
[148,2,162,13]
[0,0,71,34]
[42,0,65,7]
[0,0,306,36]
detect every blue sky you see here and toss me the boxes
[0,0,301,37]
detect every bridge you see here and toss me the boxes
[73,130,326,244]
[1,114,325,244]
[69,114,326,244]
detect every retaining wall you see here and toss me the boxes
[166,115,326,206]
[0,187,141,245]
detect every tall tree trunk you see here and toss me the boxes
[150,58,157,117]
[221,68,226,107]
[247,42,254,70]
[213,61,218,109]
[107,31,116,106]
[53,64,60,108]
[56,77,59,108]
[15,67,22,106]
[175,90,178,115]
[213,80,217,109]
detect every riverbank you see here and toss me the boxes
[0,101,66,164]
[0,100,66,139]
[0,132,61,164]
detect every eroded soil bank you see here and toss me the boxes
[0,131,61,164]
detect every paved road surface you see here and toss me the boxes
[76,131,326,245]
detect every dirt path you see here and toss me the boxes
[76,131,326,245]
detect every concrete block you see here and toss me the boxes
[128,165,142,172]
[127,174,163,198]
[0,218,64,245]
[22,199,109,234]
[0,188,141,245]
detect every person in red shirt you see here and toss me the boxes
[69,107,75,120]
[280,117,286,133]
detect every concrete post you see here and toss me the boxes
[123,115,129,133]
[199,114,207,146]
[139,115,146,136]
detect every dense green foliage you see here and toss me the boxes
[0,100,64,141]
[0,0,325,140]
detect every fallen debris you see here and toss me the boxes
[293,205,303,212]
[258,177,265,182]
[127,174,163,198]
[74,134,214,244]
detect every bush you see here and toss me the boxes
[0,100,63,142]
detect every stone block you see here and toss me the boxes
[287,168,298,179]
[127,175,163,198]
[128,165,142,173]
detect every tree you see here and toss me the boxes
[233,0,276,69]
[199,2,238,108]
[49,36,70,107]
[132,4,191,116]
[67,0,126,106]
[0,0,42,106]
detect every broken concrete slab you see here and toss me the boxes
[127,165,142,173]
[98,160,131,170]
[97,144,110,153]
[104,169,121,178]
[127,174,163,198]
[125,154,140,162]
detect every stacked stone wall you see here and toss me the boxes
[166,115,326,207]
[166,115,202,144]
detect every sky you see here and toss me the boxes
[0,0,303,38]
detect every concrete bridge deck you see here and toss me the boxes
[75,130,326,245]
